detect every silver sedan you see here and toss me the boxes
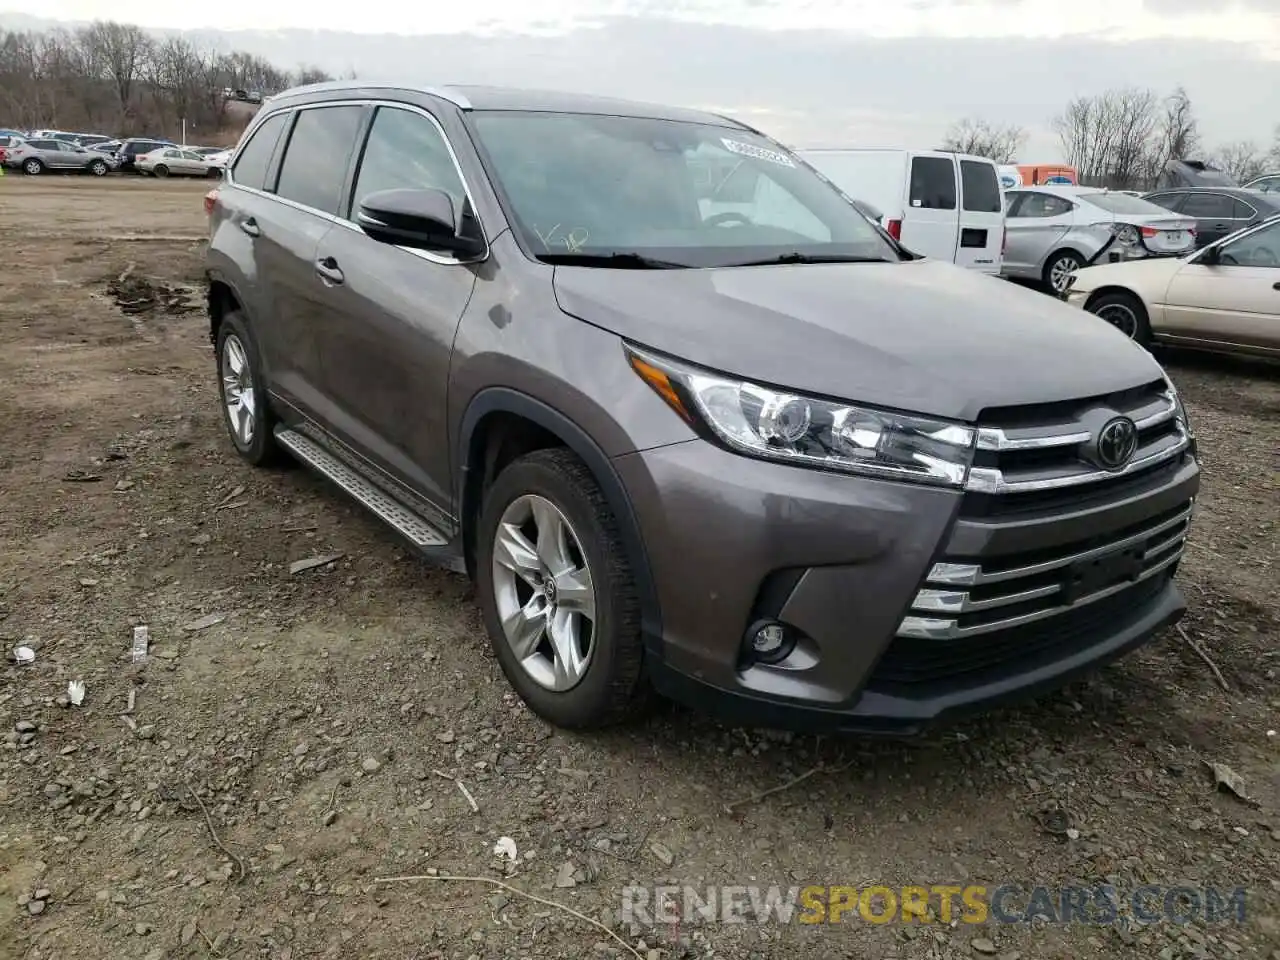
[1002,186,1197,295]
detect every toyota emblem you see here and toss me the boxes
[1095,417,1139,470]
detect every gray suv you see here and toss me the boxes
[205,82,1200,732]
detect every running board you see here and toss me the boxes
[275,428,449,549]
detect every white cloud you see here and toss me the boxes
[18,0,1279,49]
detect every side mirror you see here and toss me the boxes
[1195,245,1221,266]
[357,188,484,258]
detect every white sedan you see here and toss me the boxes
[136,146,224,178]
[1065,214,1280,360]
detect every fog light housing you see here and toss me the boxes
[744,619,796,665]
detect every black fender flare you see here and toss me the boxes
[457,387,664,659]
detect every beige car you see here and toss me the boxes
[1066,214,1280,359]
[136,146,223,178]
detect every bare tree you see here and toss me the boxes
[1215,141,1268,184]
[941,117,1027,163]
[0,19,324,141]
[291,64,333,86]
[1052,87,1163,189]
[1146,87,1200,183]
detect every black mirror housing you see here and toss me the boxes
[357,188,484,258]
[1196,244,1221,266]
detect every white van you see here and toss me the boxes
[797,148,1006,275]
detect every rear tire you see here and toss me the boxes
[214,311,286,467]
[88,159,108,176]
[153,164,169,178]
[23,158,43,175]
[1043,250,1083,296]
[476,449,650,729]
[1087,291,1152,347]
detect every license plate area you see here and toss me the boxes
[1061,548,1144,604]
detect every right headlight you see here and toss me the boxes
[626,345,977,488]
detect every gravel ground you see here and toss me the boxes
[0,177,1277,960]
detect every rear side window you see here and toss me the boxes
[231,112,289,191]
[909,157,956,210]
[1179,193,1235,219]
[275,105,365,215]
[959,160,1001,213]
[1009,192,1073,218]
[349,106,466,219]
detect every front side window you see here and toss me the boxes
[349,106,465,220]
[468,110,898,267]
[232,111,289,191]
[909,157,957,210]
[1220,221,1280,268]
[275,105,365,215]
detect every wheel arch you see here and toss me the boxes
[457,388,663,654]
[207,274,246,345]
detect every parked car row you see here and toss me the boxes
[0,128,231,177]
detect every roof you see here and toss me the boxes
[269,80,744,128]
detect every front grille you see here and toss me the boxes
[962,379,1191,516]
[869,574,1168,690]
[895,499,1192,642]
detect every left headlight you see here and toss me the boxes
[626,345,977,487]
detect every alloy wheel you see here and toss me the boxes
[1049,256,1079,294]
[491,494,597,692]
[220,333,256,446]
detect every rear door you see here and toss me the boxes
[1003,191,1075,275]
[902,154,960,262]
[956,157,1004,274]
[1178,192,1238,247]
[253,103,368,420]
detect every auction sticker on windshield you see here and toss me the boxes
[722,139,795,167]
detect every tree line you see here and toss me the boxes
[0,21,339,142]
[947,86,1278,189]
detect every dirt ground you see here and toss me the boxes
[0,176,1277,960]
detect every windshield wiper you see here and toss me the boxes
[537,252,690,269]
[727,253,894,267]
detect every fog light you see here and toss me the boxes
[745,619,795,665]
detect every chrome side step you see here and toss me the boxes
[275,427,449,549]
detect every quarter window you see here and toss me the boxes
[231,111,289,191]
[909,157,957,210]
[349,106,466,220]
[275,105,365,215]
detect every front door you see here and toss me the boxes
[1162,220,1280,355]
[311,103,480,514]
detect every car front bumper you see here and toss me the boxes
[615,439,1199,734]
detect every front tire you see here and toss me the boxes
[1043,250,1083,295]
[1088,291,1152,347]
[215,311,285,467]
[476,449,648,729]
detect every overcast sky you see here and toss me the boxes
[5,1,1277,160]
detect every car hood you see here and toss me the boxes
[1073,256,1185,292]
[552,258,1167,422]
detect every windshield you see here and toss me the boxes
[468,111,900,268]
[1080,192,1175,216]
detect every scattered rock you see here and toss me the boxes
[971,937,999,954]
[555,862,577,888]
[361,757,381,774]
[649,841,675,867]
